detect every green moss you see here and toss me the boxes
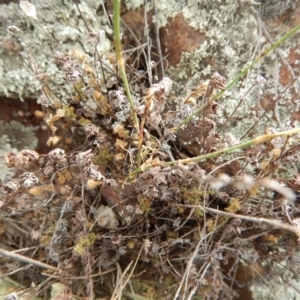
[180,187,217,218]
[193,208,204,218]
[77,117,91,125]
[130,278,156,299]
[138,197,152,213]
[180,187,214,204]
[93,148,113,168]
[72,81,87,101]
[73,232,96,255]
[63,105,77,120]
[40,224,56,247]
[166,230,178,239]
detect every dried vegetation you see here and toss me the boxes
[1,1,300,300]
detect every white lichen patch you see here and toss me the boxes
[0,0,113,99]
[149,0,300,139]
[0,121,38,180]
[250,260,300,300]
[124,0,145,11]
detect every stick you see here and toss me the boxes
[0,249,60,272]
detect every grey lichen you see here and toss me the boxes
[142,0,300,140]
[258,0,298,20]
[0,0,298,138]
[0,0,111,99]
[124,0,144,11]
[0,120,37,181]
[0,120,37,151]
[250,259,300,300]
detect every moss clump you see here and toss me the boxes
[63,105,77,120]
[93,148,113,168]
[73,232,96,255]
[166,230,178,239]
[180,187,214,205]
[77,117,91,125]
[138,197,152,213]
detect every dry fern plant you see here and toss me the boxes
[0,1,300,300]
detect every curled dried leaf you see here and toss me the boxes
[21,172,39,188]
[4,152,19,167]
[5,180,20,191]
[20,149,39,161]
[87,164,105,180]
[210,72,226,90]
[76,149,93,167]
[146,77,173,100]
[84,123,100,138]
[184,80,209,104]
[4,150,39,167]
[46,109,65,133]
[48,148,66,163]
[7,25,22,34]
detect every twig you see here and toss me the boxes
[153,0,164,77]
[111,244,144,300]
[0,249,61,271]
[113,0,140,135]
[130,127,300,177]
[74,0,92,32]
[41,268,116,279]
[175,204,300,238]
[174,226,202,300]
